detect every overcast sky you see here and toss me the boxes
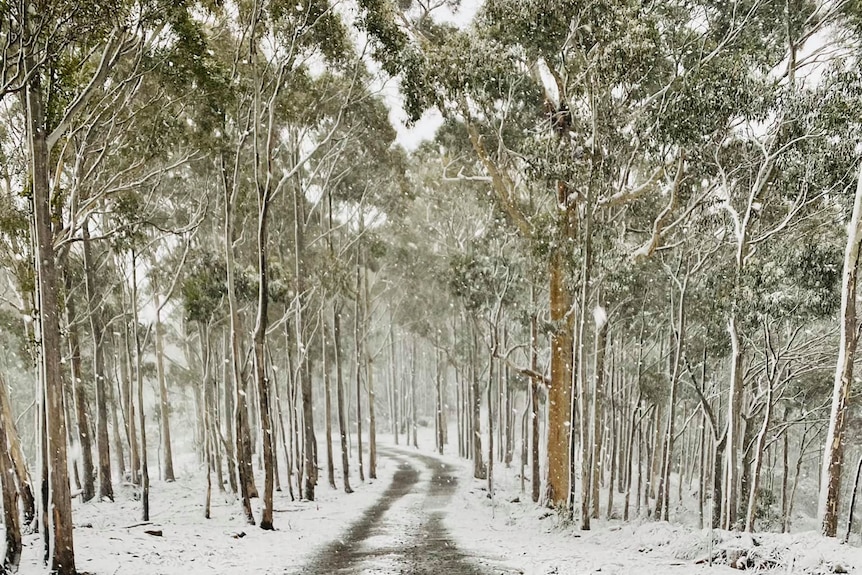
[387,0,481,151]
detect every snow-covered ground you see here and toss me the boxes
[16,448,397,575]
[432,447,862,575]
[11,431,862,574]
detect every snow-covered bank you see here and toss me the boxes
[15,451,396,575]
[423,446,862,575]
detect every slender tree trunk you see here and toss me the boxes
[781,408,790,532]
[530,292,541,503]
[354,278,364,482]
[221,153,256,524]
[607,348,618,520]
[362,249,377,480]
[109,360,126,486]
[252,193,275,529]
[152,275,175,482]
[819,163,862,537]
[63,265,95,503]
[390,322,399,446]
[82,222,112,501]
[657,281,686,522]
[436,347,444,455]
[786,425,810,531]
[120,321,139,486]
[843,456,862,543]
[410,338,418,448]
[201,323,213,520]
[333,305,353,493]
[130,250,150,522]
[591,312,608,519]
[320,311,336,490]
[487,348,495,495]
[746,372,774,532]
[222,330,238,493]
[470,320,485,479]
[698,410,706,529]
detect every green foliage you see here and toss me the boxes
[181,253,227,323]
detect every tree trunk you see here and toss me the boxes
[530,289,541,503]
[152,274,175,482]
[411,338,418,448]
[657,282,686,522]
[470,320,485,479]
[130,250,150,522]
[82,222,113,501]
[120,320,139,486]
[436,348,444,455]
[63,266,95,503]
[487,347,495,494]
[333,305,353,493]
[843,456,862,543]
[0,373,22,572]
[548,247,573,506]
[109,357,126,487]
[591,312,608,519]
[0,373,35,526]
[220,153,256,524]
[26,56,77,571]
[354,267,364,482]
[252,191,275,529]
[222,329,238,493]
[322,308,336,490]
[201,322,213,520]
[390,322,399,446]
[819,163,862,537]
[362,249,377,480]
[746,372,774,532]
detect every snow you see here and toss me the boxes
[9,431,862,574]
[14,449,396,575]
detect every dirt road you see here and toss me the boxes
[293,450,515,574]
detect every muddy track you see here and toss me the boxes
[292,450,503,575]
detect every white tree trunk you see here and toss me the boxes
[818,162,862,536]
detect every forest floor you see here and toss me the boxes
[10,435,862,574]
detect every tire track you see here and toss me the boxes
[292,450,514,574]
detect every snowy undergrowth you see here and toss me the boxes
[15,446,396,575]
[424,446,862,575]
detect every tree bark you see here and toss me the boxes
[657,280,686,522]
[0,372,22,572]
[220,152,256,524]
[26,53,77,572]
[130,249,150,522]
[470,320,485,479]
[818,162,862,537]
[0,373,35,525]
[152,273,175,482]
[82,222,113,501]
[548,246,573,505]
[591,312,608,519]
[322,308,336,490]
[63,265,95,503]
[333,304,353,493]
[362,246,377,480]
[530,294,541,503]
[252,190,275,529]
[222,329,237,493]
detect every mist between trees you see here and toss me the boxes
[2,1,862,573]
